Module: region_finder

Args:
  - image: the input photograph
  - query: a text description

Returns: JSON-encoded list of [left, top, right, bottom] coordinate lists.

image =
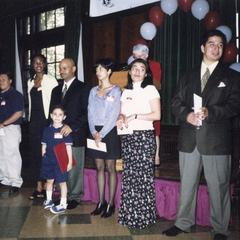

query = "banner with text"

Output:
[[90, 0, 159, 17]]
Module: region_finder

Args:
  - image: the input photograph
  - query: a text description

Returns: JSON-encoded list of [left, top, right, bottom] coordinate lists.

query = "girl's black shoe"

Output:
[[101, 204, 115, 218], [91, 200, 107, 215]]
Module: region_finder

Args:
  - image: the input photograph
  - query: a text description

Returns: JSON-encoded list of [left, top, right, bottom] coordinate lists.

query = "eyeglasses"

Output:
[[206, 41, 223, 49]]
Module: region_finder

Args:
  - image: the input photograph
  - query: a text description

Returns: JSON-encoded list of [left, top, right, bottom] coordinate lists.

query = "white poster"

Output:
[[90, 0, 159, 17]]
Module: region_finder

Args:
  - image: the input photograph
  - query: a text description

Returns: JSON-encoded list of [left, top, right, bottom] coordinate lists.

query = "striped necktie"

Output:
[[201, 68, 210, 92], [62, 84, 67, 100]]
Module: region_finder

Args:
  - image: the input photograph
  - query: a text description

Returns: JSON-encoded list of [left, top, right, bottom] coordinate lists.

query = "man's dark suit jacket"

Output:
[[172, 62, 240, 155], [50, 78, 89, 147]]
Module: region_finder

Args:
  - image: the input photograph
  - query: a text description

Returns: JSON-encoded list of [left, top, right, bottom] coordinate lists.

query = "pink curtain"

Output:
[[82, 168, 213, 226]]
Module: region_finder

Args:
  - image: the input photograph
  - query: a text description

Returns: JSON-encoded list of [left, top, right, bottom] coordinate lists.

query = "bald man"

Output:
[[50, 58, 89, 209]]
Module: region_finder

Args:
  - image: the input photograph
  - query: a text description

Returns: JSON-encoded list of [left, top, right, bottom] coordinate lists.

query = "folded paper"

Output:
[[87, 138, 107, 152]]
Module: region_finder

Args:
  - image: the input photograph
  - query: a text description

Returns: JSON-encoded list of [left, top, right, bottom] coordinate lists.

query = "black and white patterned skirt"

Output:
[[118, 130, 156, 229]]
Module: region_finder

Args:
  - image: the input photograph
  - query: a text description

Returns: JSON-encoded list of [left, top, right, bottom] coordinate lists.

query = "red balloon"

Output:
[[223, 43, 238, 63], [132, 38, 147, 46], [148, 6, 165, 27], [204, 11, 221, 30], [178, 0, 193, 12]]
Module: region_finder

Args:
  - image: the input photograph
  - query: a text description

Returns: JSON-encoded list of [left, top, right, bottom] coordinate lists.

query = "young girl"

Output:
[[41, 105, 73, 214]]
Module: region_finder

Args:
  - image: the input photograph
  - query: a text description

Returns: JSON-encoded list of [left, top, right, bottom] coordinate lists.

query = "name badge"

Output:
[[126, 97, 132, 100], [106, 95, 115, 102], [54, 133, 63, 139], [1, 101, 6, 106]]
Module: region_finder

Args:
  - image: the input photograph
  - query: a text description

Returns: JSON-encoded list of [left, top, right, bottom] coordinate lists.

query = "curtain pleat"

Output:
[[154, 10, 204, 125], [64, 0, 82, 63], [153, 0, 237, 125]]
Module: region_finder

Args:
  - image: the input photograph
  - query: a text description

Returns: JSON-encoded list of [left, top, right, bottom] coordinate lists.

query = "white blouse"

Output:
[[121, 84, 160, 131]]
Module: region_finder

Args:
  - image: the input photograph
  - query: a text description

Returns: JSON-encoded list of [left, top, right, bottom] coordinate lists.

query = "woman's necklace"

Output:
[[34, 77, 42, 88], [98, 84, 113, 97]]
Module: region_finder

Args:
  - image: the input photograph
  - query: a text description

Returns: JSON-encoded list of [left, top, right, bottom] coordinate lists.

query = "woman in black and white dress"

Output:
[[117, 58, 160, 229]]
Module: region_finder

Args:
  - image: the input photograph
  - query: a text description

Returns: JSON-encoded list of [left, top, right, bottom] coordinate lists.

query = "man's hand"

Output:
[[186, 112, 201, 126], [60, 124, 72, 136], [199, 107, 208, 120]]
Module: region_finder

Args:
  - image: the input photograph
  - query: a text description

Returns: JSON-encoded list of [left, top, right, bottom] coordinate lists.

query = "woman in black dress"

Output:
[[27, 54, 58, 199]]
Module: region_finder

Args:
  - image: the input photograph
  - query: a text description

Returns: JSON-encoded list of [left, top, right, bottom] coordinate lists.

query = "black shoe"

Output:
[[0, 183, 8, 189], [9, 186, 20, 195], [91, 200, 107, 215], [162, 226, 187, 236], [101, 204, 115, 218], [29, 190, 45, 200], [214, 234, 227, 240], [67, 200, 79, 209]]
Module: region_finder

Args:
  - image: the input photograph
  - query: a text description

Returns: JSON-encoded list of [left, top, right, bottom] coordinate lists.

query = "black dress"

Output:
[[29, 87, 48, 181]]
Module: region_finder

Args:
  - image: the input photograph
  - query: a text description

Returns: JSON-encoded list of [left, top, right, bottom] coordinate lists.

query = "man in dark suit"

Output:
[[50, 58, 89, 209], [162, 30, 240, 240]]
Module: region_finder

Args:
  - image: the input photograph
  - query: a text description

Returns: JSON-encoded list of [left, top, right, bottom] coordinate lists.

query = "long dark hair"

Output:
[[125, 58, 153, 89]]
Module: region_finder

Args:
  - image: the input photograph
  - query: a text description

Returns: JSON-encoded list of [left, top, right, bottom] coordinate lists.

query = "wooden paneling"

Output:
[[84, 10, 148, 86], [92, 19, 116, 62], [120, 13, 146, 62]]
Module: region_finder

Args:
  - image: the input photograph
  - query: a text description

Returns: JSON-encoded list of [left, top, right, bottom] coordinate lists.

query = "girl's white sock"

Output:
[[60, 197, 67, 207], [46, 190, 52, 201]]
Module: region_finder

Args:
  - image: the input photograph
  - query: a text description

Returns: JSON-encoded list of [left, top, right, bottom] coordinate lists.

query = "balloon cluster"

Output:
[[137, 0, 239, 67]]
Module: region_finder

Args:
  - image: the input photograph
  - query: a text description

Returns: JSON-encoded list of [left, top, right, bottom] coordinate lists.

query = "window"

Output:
[[20, 6, 65, 80], [41, 45, 65, 79], [40, 7, 65, 32]]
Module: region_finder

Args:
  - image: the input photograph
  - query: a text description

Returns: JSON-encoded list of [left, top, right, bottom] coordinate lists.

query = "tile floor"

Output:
[[0, 184, 239, 240]]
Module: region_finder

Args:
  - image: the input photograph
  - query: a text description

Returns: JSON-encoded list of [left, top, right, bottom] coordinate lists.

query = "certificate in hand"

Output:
[[54, 142, 76, 173], [87, 138, 107, 152], [117, 125, 133, 135], [193, 93, 202, 126]]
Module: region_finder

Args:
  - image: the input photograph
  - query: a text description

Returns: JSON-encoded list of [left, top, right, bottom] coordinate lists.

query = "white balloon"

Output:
[[216, 25, 232, 43], [229, 62, 240, 72], [160, 0, 178, 16], [191, 0, 209, 20], [140, 22, 157, 40]]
